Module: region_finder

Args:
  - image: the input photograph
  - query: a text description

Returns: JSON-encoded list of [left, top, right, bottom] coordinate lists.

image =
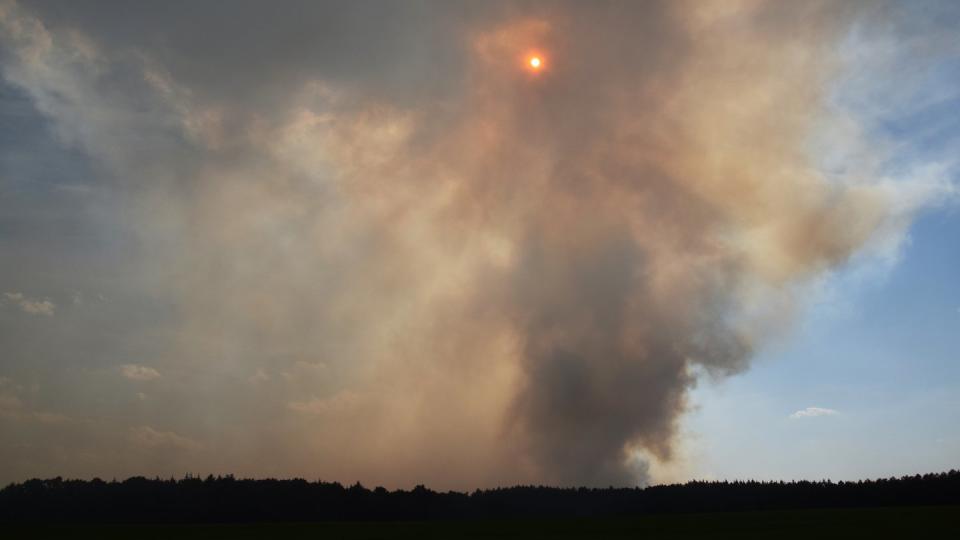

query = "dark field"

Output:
[[12, 506, 960, 539]]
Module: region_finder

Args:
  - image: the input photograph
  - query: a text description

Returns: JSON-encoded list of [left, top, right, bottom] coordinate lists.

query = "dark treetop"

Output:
[[2, 470, 958, 523]]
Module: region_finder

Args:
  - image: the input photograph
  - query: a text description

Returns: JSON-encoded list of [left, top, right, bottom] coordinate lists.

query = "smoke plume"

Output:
[[0, 0, 944, 487]]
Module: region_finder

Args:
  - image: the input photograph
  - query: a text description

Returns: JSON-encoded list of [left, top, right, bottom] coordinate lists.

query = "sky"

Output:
[[0, 0, 958, 489]]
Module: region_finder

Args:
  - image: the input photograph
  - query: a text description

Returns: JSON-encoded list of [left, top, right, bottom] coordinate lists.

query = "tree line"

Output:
[[1, 470, 958, 523]]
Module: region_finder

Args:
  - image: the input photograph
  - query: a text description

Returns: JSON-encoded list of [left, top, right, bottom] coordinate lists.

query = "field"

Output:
[[12, 505, 959, 539]]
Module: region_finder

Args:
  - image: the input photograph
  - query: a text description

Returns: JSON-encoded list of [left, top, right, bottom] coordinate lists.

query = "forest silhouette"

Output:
[[2, 470, 958, 523]]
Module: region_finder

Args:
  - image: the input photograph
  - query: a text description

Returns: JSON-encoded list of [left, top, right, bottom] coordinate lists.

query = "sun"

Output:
[[524, 51, 546, 73]]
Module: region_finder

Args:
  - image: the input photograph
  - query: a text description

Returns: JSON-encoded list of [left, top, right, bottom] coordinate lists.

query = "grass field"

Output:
[[10, 505, 959, 538]]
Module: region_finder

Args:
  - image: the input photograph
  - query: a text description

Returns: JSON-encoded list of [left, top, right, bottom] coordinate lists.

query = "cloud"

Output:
[[0, 393, 24, 414], [0, 377, 72, 424], [248, 368, 269, 384], [119, 364, 161, 381], [128, 426, 202, 452], [3, 292, 55, 316], [288, 390, 362, 416], [790, 407, 839, 419]]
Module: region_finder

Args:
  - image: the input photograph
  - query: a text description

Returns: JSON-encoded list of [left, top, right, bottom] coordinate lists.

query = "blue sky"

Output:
[[688, 205, 960, 481]]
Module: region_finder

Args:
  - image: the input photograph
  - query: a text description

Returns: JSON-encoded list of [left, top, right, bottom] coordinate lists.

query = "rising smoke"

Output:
[[0, 0, 940, 487]]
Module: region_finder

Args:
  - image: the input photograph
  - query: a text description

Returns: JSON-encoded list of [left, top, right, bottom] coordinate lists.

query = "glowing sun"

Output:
[[529, 56, 542, 69]]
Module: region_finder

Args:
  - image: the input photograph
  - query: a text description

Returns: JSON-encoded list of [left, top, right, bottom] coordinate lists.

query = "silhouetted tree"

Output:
[[1, 470, 957, 523]]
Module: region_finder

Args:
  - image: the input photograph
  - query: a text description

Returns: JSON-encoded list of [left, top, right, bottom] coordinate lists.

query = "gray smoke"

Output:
[[0, 0, 945, 488]]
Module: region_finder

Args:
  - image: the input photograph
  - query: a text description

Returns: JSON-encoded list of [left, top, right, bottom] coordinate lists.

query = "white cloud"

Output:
[[3, 292, 55, 316], [119, 364, 161, 381], [790, 406, 839, 419]]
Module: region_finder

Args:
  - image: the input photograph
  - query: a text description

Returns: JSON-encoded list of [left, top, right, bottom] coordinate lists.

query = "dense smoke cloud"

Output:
[[0, 0, 951, 487]]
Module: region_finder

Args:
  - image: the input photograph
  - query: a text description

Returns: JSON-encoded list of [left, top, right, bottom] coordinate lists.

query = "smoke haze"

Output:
[[0, 0, 954, 488]]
